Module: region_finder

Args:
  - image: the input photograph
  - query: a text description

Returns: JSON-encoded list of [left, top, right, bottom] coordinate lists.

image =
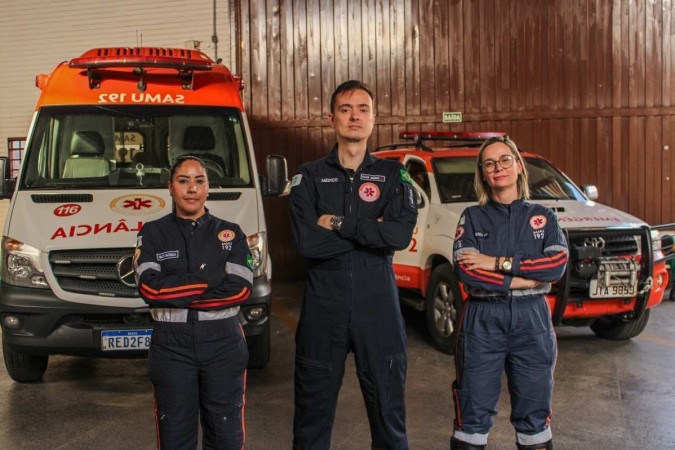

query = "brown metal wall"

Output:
[[236, 0, 675, 279]]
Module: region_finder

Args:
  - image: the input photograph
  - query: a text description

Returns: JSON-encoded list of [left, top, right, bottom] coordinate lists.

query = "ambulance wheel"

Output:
[[426, 264, 463, 355], [247, 326, 270, 369], [2, 339, 48, 383], [590, 308, 650, 340]]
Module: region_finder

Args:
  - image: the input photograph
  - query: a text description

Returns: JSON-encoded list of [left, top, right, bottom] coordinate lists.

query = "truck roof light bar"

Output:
[[69, 47, 213, 90]]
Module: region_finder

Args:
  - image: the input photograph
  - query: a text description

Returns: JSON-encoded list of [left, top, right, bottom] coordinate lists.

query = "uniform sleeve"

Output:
[[452, 208, 512, 293], [135, 224, 212, 308], [189, 225, 253, 309], [511, 208, 568, 282], [337, 166, 418, 250], [289, 167, 357, 259]]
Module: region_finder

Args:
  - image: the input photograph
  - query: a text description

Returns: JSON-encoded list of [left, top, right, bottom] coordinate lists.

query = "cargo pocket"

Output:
[[384, 351, 407, 409], [295, 355, 333, 410]]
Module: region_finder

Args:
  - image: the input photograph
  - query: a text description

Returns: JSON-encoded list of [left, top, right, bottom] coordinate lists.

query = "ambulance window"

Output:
[[406, 159, 431, 199]]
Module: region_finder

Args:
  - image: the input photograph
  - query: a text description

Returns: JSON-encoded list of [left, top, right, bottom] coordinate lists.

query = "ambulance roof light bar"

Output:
[[69, 47, 214, 90]]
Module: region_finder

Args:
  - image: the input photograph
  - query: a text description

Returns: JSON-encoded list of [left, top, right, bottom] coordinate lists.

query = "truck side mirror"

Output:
[[583, 185, 598, 201], [264, 155, 290, 197]]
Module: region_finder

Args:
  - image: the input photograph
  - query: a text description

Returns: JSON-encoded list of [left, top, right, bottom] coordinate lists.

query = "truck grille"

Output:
[[567, 234, 640, 257], [49, 248, 138, 298]]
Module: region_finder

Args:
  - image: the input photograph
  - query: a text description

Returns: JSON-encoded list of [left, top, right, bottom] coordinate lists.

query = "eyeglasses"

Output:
[[480, 154, 516, 173]]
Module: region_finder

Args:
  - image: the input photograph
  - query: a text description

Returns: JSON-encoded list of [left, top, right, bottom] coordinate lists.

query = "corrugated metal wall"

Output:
[[238, 0, 675, 279], [0, 0, 234, 157]]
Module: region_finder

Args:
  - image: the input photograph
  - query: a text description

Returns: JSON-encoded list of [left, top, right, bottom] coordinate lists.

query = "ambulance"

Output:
[[375, 131, 673, 354], [0, 47, 288, 382]]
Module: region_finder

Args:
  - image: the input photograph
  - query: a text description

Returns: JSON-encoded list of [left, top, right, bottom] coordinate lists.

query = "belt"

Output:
[[151, 306, 240, 323]]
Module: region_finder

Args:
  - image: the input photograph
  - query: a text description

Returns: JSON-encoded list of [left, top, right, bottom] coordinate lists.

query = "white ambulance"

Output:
[[0, 47, 288, 382]]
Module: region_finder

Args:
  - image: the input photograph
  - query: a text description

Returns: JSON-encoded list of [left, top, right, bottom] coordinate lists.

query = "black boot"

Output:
[[451, 436, 487, 450], [516, 439, 552, 450]]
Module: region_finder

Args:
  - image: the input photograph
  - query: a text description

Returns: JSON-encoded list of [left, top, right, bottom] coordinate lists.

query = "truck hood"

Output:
[[5, 189, 261, 252], [534, 199, 647, 229], [430, 199, 647, 241]]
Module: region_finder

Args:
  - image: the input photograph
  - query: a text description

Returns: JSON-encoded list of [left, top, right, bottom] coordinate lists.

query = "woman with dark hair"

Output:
[[450, 137, 568, 450], [135, 155, 253, 449]]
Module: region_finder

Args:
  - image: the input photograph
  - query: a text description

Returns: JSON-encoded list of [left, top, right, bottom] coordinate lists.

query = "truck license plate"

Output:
[[589, 279, 637, 299], [101, 329, 152, 351]]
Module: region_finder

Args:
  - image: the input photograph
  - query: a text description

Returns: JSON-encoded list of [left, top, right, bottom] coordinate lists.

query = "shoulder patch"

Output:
[[157, 250, 179, 261], [291, 174, 303, 188], [400, 168, 413, 185], [246, 254, 254, 270]]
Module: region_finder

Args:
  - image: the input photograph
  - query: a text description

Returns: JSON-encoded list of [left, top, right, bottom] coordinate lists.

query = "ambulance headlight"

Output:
[[246, 231, 268, 278], [1, 237, 49, 289]]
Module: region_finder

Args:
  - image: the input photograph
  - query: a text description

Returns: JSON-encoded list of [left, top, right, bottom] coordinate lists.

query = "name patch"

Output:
[[157, 250, 179, 261], [320, 177, 340, 183], [360, 173, 386, 182]]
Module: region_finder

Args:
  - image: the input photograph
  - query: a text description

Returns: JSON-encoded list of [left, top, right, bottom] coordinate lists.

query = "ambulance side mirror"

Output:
[[0, 157, 14, 199], [263, 155, 290, 197]]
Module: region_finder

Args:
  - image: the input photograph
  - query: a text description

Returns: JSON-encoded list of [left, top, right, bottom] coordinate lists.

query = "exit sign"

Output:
[[443, 112, 462, 123]]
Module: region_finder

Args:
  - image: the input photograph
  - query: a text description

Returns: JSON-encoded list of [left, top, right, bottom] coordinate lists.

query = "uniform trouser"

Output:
[[293, 266, 409, 450], [452, 295, 557, 447], [148, 314, 248, 450]]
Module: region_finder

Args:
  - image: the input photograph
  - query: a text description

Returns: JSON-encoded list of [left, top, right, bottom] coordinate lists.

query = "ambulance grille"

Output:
[[32, 194, 93, 203], [49, 248, 138, 298]]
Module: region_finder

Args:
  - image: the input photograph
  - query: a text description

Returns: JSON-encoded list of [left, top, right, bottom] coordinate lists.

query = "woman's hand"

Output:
[[456, 250, 496, 271]]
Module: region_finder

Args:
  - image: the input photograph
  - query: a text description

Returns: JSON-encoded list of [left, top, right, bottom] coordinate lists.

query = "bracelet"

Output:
[[494, 257, 500, 272]]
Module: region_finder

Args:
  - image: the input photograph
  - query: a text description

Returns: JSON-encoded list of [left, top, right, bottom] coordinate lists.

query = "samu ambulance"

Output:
[[0, 47, 288, 382]]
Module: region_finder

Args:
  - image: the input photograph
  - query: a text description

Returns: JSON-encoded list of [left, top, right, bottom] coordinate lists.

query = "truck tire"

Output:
[[590, 308, 651, 340], [425, 264, 463, 355], [247, 325, 270, 369], [2, 338, 48, 382]]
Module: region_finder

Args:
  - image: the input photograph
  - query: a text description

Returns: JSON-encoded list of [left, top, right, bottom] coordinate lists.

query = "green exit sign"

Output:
[[443, 112, 462, 123]]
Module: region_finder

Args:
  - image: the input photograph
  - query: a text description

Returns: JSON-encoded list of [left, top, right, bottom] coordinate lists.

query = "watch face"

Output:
[[502, 260, 512, 271]]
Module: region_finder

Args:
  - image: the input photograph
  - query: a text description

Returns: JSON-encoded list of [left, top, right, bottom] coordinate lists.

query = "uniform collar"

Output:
[[173, 208, 211, 227], [326, 145, 376, 171], [488, 198, 526, 211]]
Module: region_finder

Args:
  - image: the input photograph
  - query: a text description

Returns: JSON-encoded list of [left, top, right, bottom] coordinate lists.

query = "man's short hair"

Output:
[[330, 80, 374, 113]]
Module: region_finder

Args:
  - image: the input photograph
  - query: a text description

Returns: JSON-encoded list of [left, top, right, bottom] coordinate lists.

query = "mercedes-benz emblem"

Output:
[[116, 254, 137, 288]]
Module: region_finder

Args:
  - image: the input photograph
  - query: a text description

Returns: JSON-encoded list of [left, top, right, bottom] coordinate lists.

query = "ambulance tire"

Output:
[[590, 308, 651, 340], [2, 339, 48, 383], [247, 325, 270, 369], [426, 264, 463, 355]]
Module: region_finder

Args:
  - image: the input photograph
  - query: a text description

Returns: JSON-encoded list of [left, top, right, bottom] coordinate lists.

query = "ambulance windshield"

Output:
[[20, 105, 254, 189]]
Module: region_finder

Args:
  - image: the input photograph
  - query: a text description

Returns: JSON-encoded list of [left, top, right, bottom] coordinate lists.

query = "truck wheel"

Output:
[[425, 264, 463, 354], [2, 339, 48, 382], [590, 308, 651, 340], [247, 325, 270, 369]]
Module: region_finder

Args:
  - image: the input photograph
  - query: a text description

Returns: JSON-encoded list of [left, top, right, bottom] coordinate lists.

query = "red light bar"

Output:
[[69, 47, 213, 71], [399, 131, 506, 140]]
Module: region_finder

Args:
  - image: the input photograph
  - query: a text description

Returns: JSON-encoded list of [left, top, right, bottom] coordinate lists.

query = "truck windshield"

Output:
[[20, 105, 254, 189], [432, 156, 587, 203]]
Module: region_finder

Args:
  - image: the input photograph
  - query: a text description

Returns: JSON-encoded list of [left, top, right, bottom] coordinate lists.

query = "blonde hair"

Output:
[[474, 136, 530, 206]]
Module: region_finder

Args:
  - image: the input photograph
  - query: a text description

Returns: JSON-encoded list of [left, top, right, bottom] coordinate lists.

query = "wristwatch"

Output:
[[330, 215, 344, 231], [501, 257, 513, 273]]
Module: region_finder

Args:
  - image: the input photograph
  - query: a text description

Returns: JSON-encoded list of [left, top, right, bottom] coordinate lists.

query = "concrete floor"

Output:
[[0, 281, 674, 449]]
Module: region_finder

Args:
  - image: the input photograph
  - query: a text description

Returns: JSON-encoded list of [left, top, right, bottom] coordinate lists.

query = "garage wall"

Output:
[[0, 0, 235, 157], [238, 0, 675, 279]]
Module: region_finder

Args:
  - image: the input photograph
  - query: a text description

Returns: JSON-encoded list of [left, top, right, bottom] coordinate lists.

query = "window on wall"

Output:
[[7, 138, 26, 178]]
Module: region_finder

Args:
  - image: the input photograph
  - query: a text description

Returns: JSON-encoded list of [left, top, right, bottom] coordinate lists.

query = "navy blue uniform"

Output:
[[135, 210, 253, 449], [290, 148, 417, 450], [452, 200, 568, 448]]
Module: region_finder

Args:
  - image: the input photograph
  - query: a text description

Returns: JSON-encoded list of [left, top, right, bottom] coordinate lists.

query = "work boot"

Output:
[[516, 439, 553, 450], [451, 436, 487, 450]]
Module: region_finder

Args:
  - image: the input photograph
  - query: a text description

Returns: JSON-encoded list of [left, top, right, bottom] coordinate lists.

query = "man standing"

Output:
[[289, 80, 418, 450]]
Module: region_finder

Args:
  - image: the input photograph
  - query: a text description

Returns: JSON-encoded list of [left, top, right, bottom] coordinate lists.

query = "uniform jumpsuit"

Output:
[[135, 210, 253, 449], [289, 148, 418, 450], [452, 199, 568, 448]]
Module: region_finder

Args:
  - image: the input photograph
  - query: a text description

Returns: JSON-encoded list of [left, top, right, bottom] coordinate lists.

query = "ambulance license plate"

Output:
[[101, 329, 152, 351], [589, 279, 637, 298]]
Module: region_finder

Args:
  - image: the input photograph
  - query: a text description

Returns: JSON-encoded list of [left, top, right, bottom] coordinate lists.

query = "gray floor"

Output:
[[0, 281, 674, 449]]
